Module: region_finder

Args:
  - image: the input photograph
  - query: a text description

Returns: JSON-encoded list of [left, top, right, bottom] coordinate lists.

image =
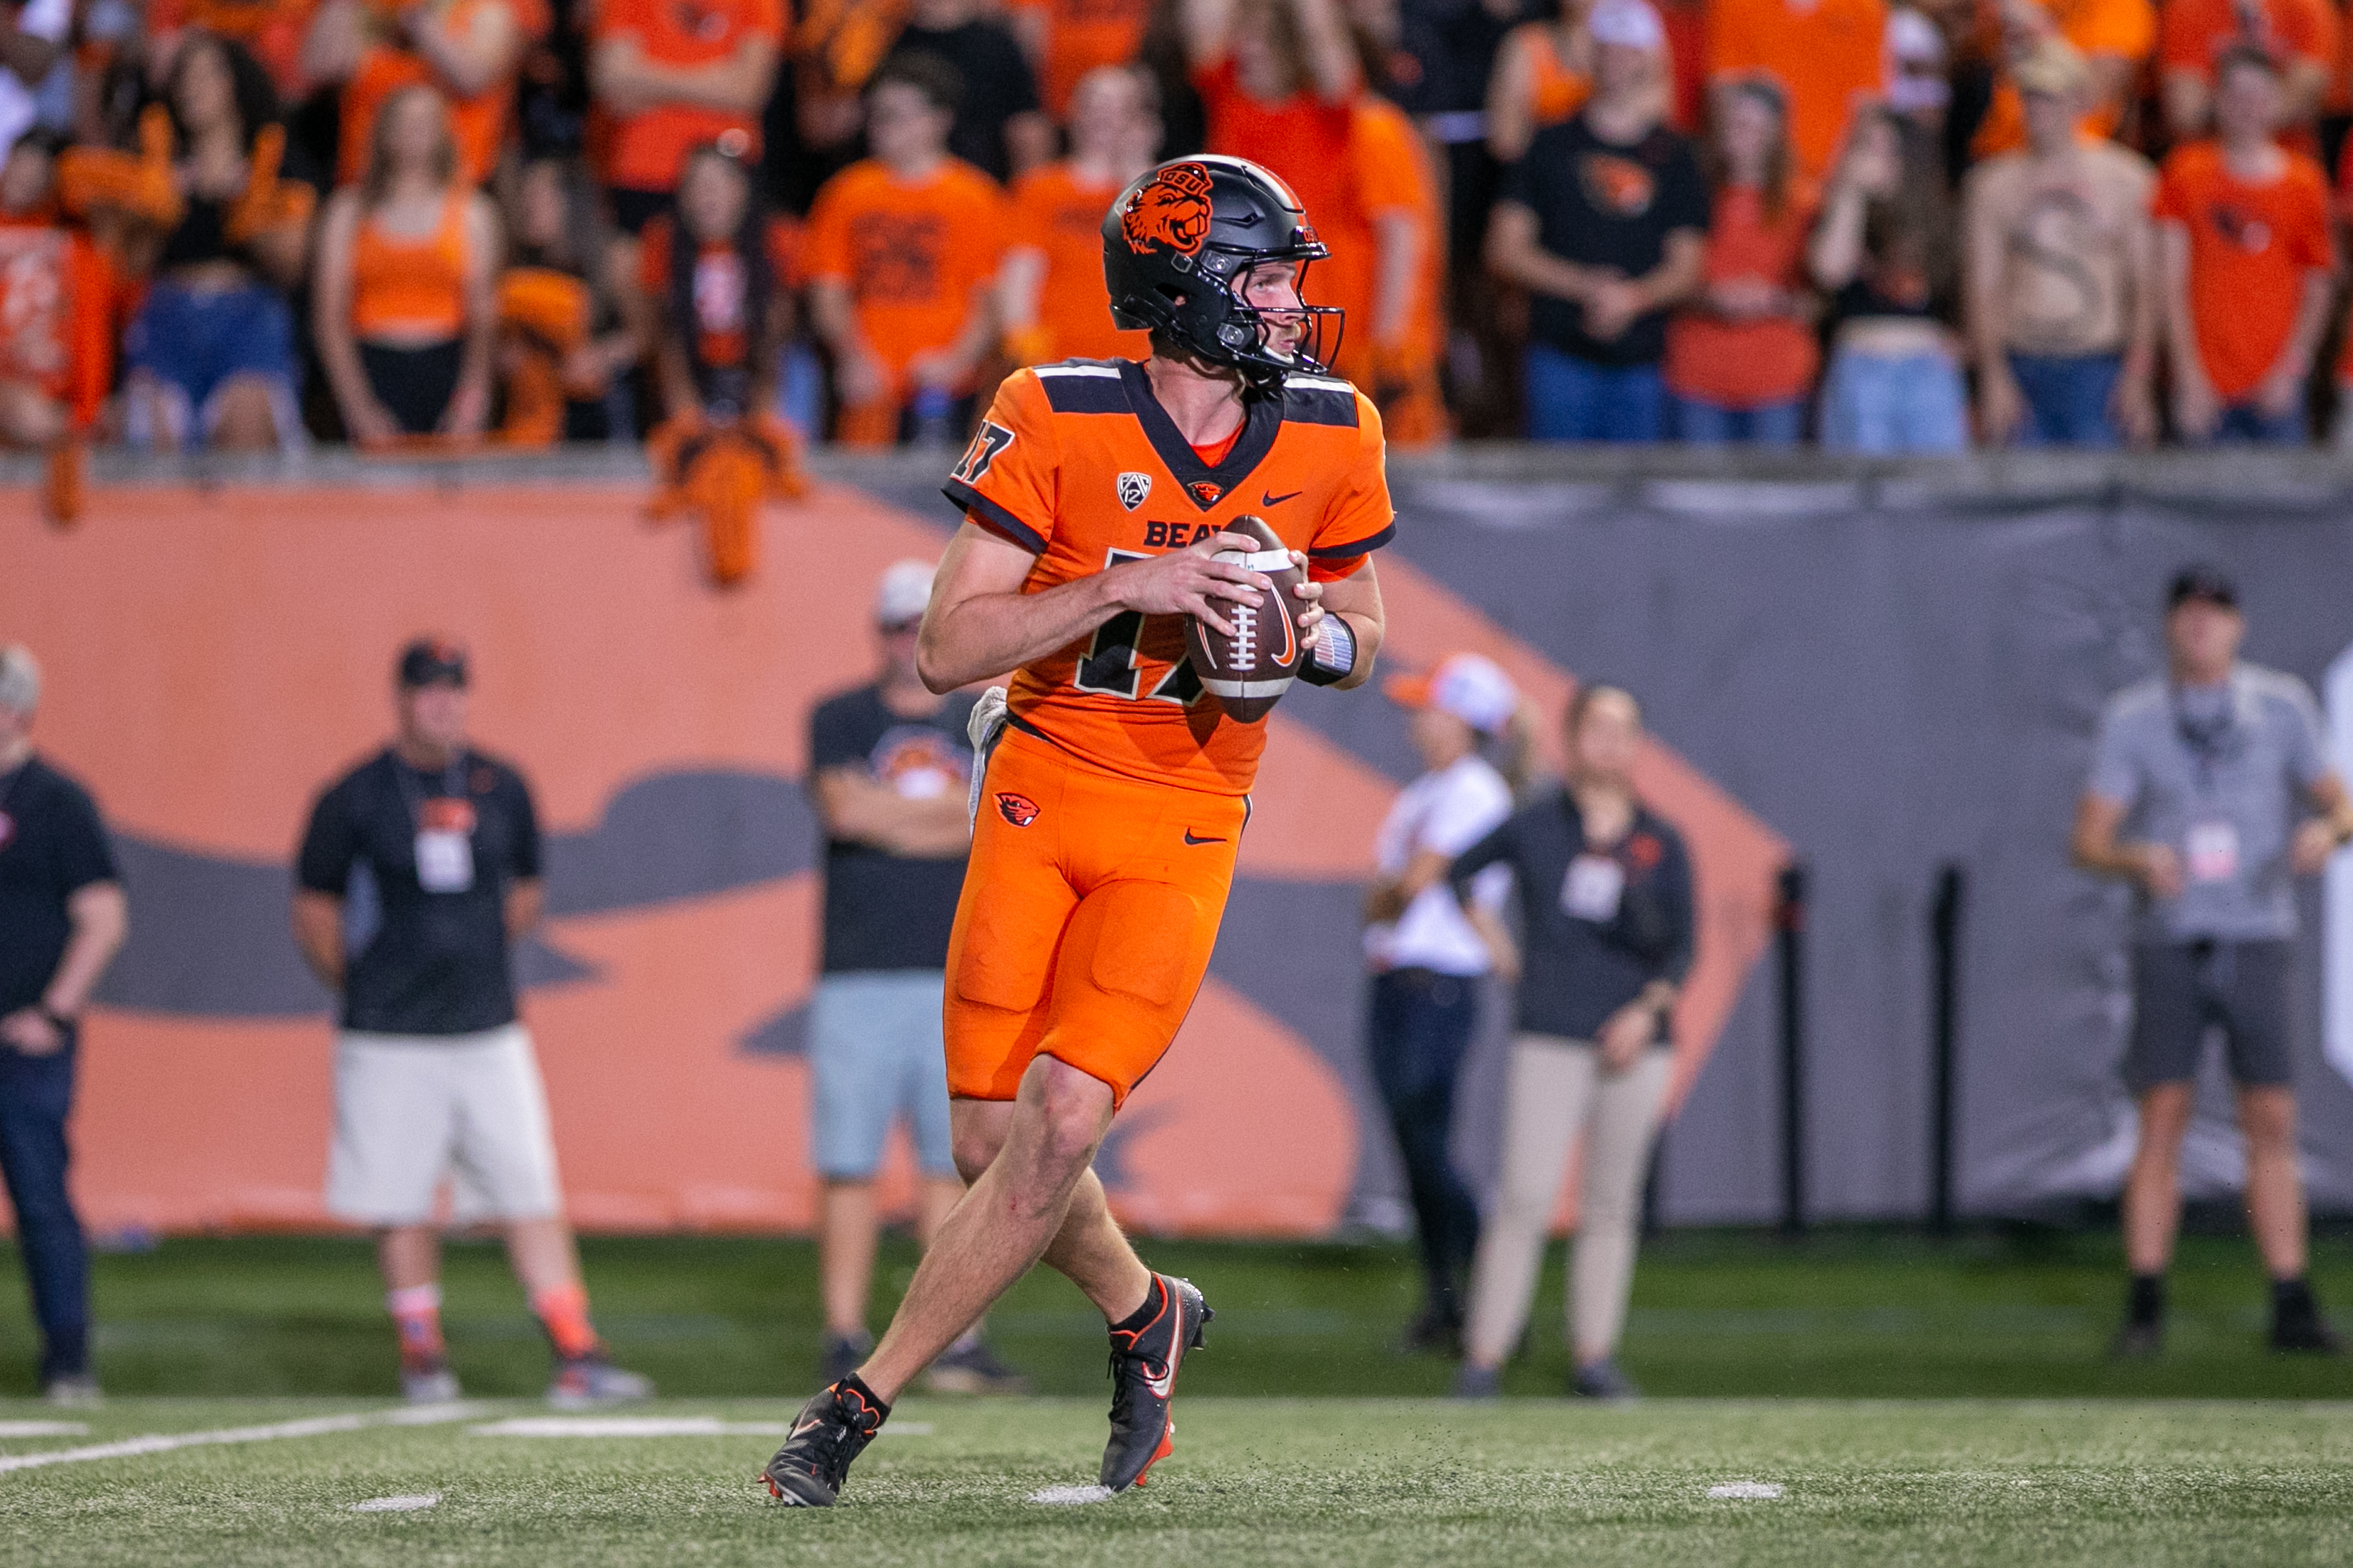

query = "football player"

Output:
[[762, 155, 1394, 1505]]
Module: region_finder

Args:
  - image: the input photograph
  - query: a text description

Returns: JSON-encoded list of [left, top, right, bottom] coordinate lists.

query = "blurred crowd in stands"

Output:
[[13, 0, 2353, 470]]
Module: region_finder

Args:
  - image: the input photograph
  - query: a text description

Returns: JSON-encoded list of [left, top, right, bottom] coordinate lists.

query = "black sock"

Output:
[[2273, 1276, 2316, 1320], [2127, 1273, 2165, 1327], [836, 1371, 890, 1421], [1111, 1276, 1164, 1335]]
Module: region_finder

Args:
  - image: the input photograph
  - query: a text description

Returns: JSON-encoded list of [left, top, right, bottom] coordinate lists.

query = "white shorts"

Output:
[[325, 1023, 564, 1227]]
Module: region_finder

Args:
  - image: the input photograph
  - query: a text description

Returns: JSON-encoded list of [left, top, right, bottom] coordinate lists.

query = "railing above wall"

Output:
[[17, 441, 2353, 515]]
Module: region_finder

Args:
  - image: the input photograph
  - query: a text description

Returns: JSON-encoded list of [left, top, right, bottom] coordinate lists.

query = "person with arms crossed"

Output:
[[760, 153, 1393, 1506], [0, 646, 127, 1405], [2073, 567, 2353, 1358], [1361, 653, 1522, 1352], [1450, 684, 1692, 1401], [807, 559, 1025, 1395], [292, 640, 653, 1405]]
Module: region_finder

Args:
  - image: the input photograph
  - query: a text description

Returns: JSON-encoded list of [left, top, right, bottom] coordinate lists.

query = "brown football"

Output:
[[1184, 514, 1308, 724]]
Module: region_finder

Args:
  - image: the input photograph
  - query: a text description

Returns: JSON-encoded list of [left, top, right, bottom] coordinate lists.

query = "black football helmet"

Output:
[[1101, 155, 1341, 388]]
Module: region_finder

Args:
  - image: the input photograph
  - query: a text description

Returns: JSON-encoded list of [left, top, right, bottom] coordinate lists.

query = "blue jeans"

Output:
[[124, 280, 297, 416], [1819, 345, 1969, 454], [2007, 352, 2122, 448], [1367, 968, 1482, 1319], [2204, 403, 2307, 444], [0, 1031, 88, 1382], [1524, 345, 1666, 442], [1671, 394, 1806, 445]]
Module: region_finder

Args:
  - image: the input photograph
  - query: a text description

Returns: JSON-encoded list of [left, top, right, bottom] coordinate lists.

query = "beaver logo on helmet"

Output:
[[1121, 162, 1215, 259]]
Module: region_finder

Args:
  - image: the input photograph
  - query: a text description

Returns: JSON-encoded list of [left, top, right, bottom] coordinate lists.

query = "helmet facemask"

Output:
[[1200, 253, 1344, 388]]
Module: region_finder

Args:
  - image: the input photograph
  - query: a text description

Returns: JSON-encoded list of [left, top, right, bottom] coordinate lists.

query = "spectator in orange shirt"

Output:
[[591, 0, 784, 234], [1182, 0, 1361, 233], [314, 85, 500, 442], [1010, 0, 1156, 120], [1704, 0, 1886, 179], [999, 64, 1159, 367], [1335, 90, 1448, 444], [0, 134, 117, 522], [1967, 0, 2156, 159], [803, 55, 1009, 446], [1663, 74, 1818, 442], [2156, 45, 2334, 443], [2159, 0, 2336, 140], [301, 0, 543, 188]]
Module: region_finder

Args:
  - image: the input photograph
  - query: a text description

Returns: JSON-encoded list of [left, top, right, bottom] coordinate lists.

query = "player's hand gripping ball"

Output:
[[1184, 515, 1309, 724]]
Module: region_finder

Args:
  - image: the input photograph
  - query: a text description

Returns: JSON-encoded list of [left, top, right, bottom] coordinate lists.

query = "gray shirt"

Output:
[[2087, 664, 2330, 942]]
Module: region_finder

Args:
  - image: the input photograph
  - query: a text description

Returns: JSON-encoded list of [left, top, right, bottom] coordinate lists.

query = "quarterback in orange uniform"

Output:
[[763, 155, 1393, 1507]]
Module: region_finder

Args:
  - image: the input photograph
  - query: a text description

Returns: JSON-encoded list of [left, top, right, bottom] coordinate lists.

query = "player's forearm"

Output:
[[919, 572, 1121, 694]]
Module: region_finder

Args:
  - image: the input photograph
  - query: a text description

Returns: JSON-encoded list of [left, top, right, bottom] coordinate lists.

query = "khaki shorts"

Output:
[[325, 1023, 564, 1226]]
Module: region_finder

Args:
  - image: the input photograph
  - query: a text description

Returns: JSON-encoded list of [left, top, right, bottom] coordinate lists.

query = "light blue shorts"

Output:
[[808, 971, 957, 1180]]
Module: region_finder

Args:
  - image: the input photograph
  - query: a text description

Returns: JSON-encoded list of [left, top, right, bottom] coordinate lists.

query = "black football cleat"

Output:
[[762, 1378, 887, 1507], [1099, 1274, 1212, 1493]]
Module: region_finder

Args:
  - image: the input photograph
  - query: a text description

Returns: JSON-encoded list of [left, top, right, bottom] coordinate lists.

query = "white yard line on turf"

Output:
[[1707, 1482, 1784, 1500], [0, 1422, 88, 1438], [350, 1493, 442, 1512], [0, 1403, 483, 1474]]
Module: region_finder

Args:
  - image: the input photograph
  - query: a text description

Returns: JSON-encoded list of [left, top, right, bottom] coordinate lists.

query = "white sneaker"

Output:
[[547, 1356, 653, 1408], [43, 1373, 102, 1408], [401, 1363, 463, 1404]]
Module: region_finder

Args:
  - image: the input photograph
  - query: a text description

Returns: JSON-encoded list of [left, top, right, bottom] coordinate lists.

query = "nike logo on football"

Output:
[[1182, 829, 1226, 845], [1261, 490, 1303, 507]]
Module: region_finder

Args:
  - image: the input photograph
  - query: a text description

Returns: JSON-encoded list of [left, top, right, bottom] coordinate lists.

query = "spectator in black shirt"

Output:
[[292, 638, 651, 1409], [0, 646, 126, 1405], [805, 561, 1023, 1394], [1484, 0, 1704, 442], [885, 0, 1053, 181], [1448, 684, 1692, 1403]]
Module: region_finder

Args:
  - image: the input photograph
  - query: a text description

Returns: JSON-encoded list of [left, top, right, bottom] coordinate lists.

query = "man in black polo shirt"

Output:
[[1484, 0, 1706, 442], [293, 638, 650, 1407], [0, 645, 126, 1405], [805, 560, 1021, 1393]]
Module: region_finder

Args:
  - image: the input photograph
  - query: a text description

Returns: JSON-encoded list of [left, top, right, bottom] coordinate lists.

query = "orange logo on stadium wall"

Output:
[[1122, 163, 1215, 259], [996, 792, 1041, 827]]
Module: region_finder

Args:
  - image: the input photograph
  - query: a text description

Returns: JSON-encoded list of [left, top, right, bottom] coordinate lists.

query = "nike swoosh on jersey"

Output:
[[1261, 490, 1304, 507], [1182, 829, 1226, 845]]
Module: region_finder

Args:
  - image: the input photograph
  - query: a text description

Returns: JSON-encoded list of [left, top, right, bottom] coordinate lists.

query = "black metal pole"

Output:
[[1776, 862, 1807, 1238], [1929, 864, 1964, 1237]]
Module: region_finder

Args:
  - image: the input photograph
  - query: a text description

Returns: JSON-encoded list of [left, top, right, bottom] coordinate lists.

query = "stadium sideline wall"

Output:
[[9, 449, 2353, 1233]]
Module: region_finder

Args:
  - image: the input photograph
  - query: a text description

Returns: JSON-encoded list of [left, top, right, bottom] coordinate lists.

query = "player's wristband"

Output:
[[1300, 614, 1357, 687]]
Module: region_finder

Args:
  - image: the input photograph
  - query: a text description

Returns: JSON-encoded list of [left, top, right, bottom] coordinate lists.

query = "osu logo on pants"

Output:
[[996, 792, 1040, 827]]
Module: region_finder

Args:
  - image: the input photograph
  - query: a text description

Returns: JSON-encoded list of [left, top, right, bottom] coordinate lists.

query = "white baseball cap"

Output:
[[874, 559, 938, 628], [1384, 653, 1519, 736], [1587, 0, 1665, 53]]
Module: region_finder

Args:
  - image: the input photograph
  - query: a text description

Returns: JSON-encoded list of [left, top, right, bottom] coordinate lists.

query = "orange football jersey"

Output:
[[944, 358, 1394, 797]]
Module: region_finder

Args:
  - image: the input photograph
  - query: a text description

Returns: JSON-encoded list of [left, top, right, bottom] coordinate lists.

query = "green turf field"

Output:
[[6, 1227, 2350, 1401], [2, 1231, 2350, 1563], [1, 1395, 2348, 1565]]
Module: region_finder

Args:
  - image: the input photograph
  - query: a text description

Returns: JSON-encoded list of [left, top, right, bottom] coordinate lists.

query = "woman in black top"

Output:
[[113, 34, 311, 451], [1447, 684, 1693, 1401]]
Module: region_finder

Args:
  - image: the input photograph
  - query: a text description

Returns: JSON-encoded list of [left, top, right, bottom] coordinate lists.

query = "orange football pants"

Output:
[[944, 726, 1247, 1107]]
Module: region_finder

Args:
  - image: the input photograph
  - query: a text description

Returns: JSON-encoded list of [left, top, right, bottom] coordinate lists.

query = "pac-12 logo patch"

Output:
[[1117, 472, 1152, 510], [996, 792, 1041, 827]]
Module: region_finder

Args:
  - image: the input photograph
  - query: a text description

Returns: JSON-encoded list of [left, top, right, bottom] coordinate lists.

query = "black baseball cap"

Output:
[[396, 637, 469, 688], [2167, 565, 2238, 612]]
